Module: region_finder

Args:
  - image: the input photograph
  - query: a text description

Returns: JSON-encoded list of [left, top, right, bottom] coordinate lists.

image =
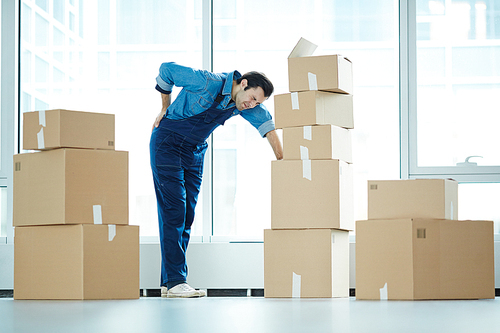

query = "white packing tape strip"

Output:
[[93, 205, 103, 224], [37, 128, 45, 149], [291, 92, 300, 110], [108, 225, 116, 242], [292, 272, 301, 298], [300, 146, 309, 160], [303, 126, 312, 140], [302, 160, 312, 181], [39, 110, 46, 127], [308, 72, 318, 91], [380, 283, 388, 300]]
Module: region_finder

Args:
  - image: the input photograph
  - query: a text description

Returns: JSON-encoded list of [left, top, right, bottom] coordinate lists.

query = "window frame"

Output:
[[6, 0, 499, 244], [1, 0, 18, 244], [401, 0, 500, 183]]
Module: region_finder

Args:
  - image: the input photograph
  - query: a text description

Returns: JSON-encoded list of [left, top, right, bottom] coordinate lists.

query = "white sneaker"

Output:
[[161, 283, 207, 298]]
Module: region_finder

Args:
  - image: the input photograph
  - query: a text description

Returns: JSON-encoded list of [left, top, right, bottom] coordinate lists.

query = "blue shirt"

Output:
[[155, 62, 275, 137]]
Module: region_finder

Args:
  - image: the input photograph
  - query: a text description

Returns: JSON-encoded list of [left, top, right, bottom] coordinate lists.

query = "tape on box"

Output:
[[308, 72, 318, 91], [93, 205, 103, 224], [291, 92, 300, 110], [302, 160, 312, 181], [303, 126, 312, 140], [108, 225, 116, 241], [300, 146, 309, 160], [380, 283, 388, 300], [39, 110, 46, 127], [37, 128, 45, 149], [37, 111, 46, 149], [292, 272, 301, 298]]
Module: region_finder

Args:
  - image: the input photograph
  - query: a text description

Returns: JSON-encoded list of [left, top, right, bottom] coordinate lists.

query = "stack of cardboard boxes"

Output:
[[13, 109, 139, 300], [356, 179, 495, 300], [264, 38, 354, 298]]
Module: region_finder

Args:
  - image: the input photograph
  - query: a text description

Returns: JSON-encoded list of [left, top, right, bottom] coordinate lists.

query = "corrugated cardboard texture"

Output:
[[355, 219, 415, 300], [14, 225, 84, 299], [274, 91, 353, 129], [271, 160, 354, 230], [356, 219, 495, 300], [367, 179, 458, 220], [264, 229, 349, 298], [13, 149, 128, 226], [288, 55, 353, 94], [23, 109, 115, 150], [14, 224, 140, 300], [283, 125, 352, 163]]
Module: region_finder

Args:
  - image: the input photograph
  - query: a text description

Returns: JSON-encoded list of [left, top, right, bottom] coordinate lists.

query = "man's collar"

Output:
[[222, 70, 241, 96]]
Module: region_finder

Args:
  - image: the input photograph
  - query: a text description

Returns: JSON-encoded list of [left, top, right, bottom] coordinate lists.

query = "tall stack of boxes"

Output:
[[264, 38, 354, 298], [13, 109, 139, 300], [356, 179, 495, 300]]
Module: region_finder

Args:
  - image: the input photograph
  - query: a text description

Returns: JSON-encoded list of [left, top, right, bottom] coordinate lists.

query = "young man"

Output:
[[150, 62, 283, 298]]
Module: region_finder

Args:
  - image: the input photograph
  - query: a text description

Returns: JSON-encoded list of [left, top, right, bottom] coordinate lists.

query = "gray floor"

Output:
[[1, 296, 499, 333]]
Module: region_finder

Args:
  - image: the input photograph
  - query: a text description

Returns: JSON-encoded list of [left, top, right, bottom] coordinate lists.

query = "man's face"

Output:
[[234, 80, 266, 111]]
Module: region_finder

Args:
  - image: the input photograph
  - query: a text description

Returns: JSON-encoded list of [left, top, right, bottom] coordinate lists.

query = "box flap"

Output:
[[288, 37, 318, 59]]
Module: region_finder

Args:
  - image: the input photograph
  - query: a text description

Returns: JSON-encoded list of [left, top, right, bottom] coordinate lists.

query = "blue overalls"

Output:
[[150, 94, 234, 288]]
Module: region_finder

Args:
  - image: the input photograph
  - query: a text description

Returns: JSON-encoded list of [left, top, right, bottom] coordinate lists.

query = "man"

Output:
[[150, 62, 283, 298]]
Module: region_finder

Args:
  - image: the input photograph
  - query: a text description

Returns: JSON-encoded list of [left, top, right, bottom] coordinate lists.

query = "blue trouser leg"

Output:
[[155, 165, 188, 285], [182, 159, 204, 250], [150, 126, 205, 287]]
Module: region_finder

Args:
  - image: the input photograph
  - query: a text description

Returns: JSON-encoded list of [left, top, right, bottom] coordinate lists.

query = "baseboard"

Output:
[[141, 288, 265, 297], [2, 288, 499, 299]]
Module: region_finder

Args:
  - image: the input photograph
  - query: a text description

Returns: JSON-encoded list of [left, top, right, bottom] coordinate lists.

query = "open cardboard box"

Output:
[[288, 37, 353, 94]]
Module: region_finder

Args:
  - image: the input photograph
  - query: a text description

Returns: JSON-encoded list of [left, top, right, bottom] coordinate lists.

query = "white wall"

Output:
[[2, 240, 500, 291]]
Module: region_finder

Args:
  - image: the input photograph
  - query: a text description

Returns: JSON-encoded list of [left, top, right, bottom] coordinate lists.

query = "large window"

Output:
[[212, 0, 400, 239], [15, 0, 500, 243], [20, 0, 203, 238], [1, 0, 17, 244], [405, 0, 500, 229], [410, 0, 500, 180]]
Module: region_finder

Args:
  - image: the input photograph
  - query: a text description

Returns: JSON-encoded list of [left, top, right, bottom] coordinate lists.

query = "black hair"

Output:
[[236, 71, 274, 98]]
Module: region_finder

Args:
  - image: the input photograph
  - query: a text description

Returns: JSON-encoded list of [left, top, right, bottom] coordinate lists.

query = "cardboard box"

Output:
[[271, 159, 353, 230], [23, 109, 115, 150], [283, 125, 352, 163], [288, 38, 353, 94], [355, 219, 495, 300], [13, 149, 128, 226], [264, 228, 349, 298], [274, 91, 353, 129], [368, 179, 458, 220], [14, 224, 139, 300]]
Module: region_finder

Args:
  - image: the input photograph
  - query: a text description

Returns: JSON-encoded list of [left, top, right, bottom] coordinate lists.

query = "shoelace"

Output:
[[177, 284, 194, 292]]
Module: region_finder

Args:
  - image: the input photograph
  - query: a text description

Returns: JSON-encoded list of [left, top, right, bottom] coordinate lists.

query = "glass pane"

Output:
[[116, 1, 187, 44], [21, 4, 31, 43], [20, 0, 203, 237], [53, 0, 65, 24], [35, 13, 49, 47], [212, 0, 400, 239], [0, 6, 1, 167], [416, 0, 500, 167], [0, 188, 7, 237], [36, 0, 48, 13], [459, 183, 500, 233]]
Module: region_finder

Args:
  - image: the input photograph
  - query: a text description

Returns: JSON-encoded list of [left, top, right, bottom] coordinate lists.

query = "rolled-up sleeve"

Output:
[[240, 104, 276, 138], [257, 119, 276, 137], [156, 62, 217, 94], [155, 75, 173, 94]]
